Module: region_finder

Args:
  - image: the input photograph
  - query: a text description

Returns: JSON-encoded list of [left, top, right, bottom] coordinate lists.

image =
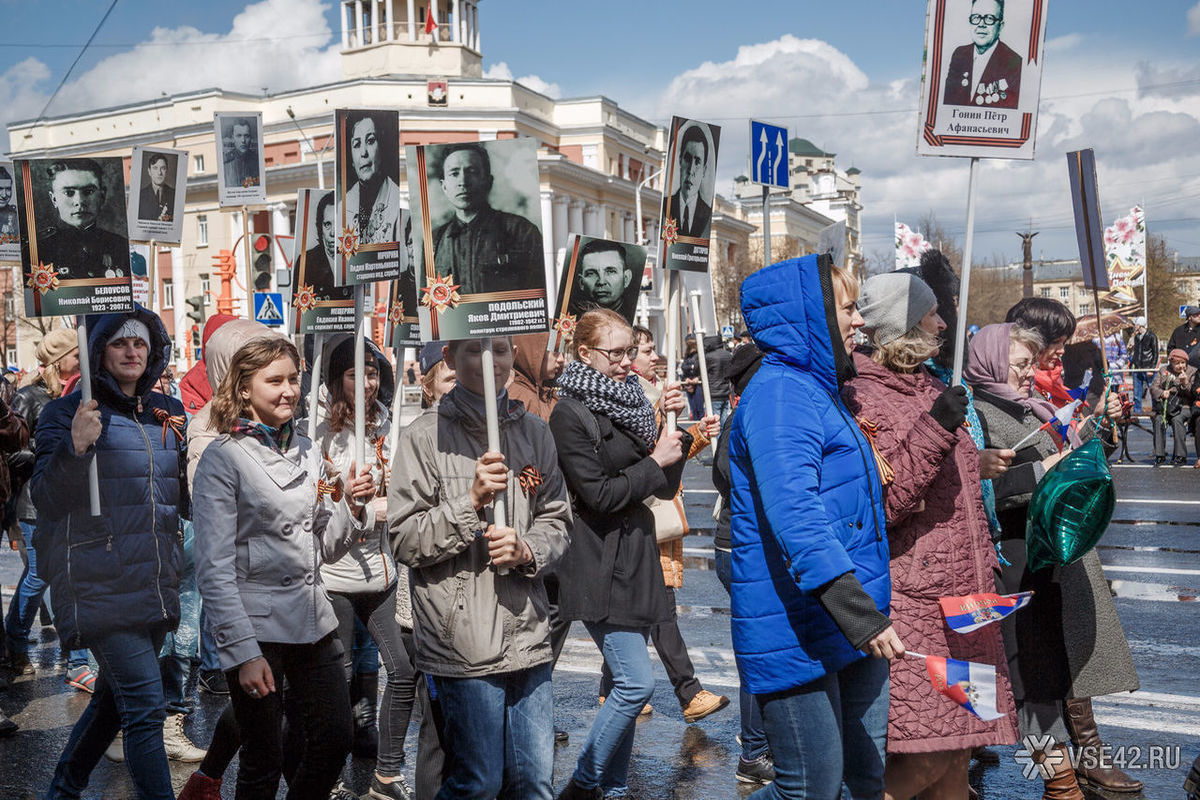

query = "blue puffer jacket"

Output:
[[730, 255, 890, 695], [31, 306, 187, 649]]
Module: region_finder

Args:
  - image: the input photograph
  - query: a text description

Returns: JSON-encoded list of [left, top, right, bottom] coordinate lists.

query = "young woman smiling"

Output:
[[194, 336, 375, 800]]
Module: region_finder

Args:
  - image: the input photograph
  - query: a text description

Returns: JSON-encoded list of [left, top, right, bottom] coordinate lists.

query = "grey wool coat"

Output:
[[193, 432, 367, 671], [973, 388, 1139, 703]]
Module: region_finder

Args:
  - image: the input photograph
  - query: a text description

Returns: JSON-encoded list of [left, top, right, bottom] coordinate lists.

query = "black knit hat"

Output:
[[325, 335, 387, 389], [728, 343, 764, 396]]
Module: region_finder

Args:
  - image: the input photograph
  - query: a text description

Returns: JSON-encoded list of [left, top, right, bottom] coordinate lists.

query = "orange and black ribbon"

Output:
[[856, 418, 895, 486], [518, 465, 544, 497], [317, 478, 344, 503], [152, 407, 186, 447]]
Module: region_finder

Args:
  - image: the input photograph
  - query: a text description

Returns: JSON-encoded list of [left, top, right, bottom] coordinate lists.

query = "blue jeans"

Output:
[[432, 662, 553, 799], [749, 655, 889, 800], [160, 521, 199, 715], [573, 623, 656, 797], [198, 607, 221, 672], [6, 520, 88, 668], [1133, 371, 1150, 414], [713, 398, 732, 428], [714, 549, 769, 761], [46, 627, 172, 800]]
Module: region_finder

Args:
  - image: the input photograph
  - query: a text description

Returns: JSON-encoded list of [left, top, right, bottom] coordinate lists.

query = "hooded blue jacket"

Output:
[[31, 306, 187, 649], [730, 256, 890, 694]]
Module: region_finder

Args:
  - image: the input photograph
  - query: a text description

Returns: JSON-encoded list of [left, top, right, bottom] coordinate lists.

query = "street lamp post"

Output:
[[286, 106, 331, 190]]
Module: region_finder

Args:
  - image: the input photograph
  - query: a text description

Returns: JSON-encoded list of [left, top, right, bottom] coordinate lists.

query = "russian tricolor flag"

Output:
[[924, 655, 1006, 721], [940, 592, 1033, 633]]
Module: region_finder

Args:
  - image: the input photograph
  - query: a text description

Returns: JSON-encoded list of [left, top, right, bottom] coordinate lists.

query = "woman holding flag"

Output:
[[968, 323, 1139, 800], [842, 273, 1016, 800]]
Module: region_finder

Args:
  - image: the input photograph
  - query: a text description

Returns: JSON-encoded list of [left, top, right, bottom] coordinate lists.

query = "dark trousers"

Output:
[[415, 672, 448, 800], [598, 587, 700, 707], [329, 584, 417, 777], [226, 633, 352, 800], [1153, 407, 1192, 458]]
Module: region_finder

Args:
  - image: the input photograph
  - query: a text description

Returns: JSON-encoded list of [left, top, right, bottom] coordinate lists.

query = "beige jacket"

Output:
[[388, 387, 570, 677]]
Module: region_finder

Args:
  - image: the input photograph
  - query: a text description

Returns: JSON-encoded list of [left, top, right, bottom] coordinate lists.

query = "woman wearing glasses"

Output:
[[549, 309, 691, 800]]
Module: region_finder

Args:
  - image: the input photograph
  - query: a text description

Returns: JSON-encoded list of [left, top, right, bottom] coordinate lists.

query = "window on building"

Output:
[[200, 274, 211, 301], [162, 279, 174, 309], [3, 293, 13, 319], [1039, 287, 1051, 298], [5, 348, 15, 367], [197, 215, 209, 247], [1059, 286, 1070, 299], [194, 154, 205, 173], [1079, 286, 1089, 297], [1079, 303, 1091, 316]]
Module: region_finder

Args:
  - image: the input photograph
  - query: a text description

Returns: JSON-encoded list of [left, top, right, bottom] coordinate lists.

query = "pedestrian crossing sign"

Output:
[[254, 292, 284, 326]]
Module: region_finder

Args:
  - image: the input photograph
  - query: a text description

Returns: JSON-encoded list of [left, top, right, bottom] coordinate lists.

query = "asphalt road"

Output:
[[0, 420, 1197, 798]]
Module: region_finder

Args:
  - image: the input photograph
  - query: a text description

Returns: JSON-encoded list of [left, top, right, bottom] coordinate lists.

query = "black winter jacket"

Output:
[[31, 307, 188, 649], [1129, 330, 1159, 370], [10, 384, 53, 520], [548, 396, 689, 628]]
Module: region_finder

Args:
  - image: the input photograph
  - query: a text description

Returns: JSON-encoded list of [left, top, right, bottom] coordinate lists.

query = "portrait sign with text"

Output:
[[659, 116, 721, 271], [384, 210, 421, 348], [15, 158, 133, 316], [917, 0, 1048, 159], [214, 111, 267, 206], [406, 137, 549, 341], [334, 109, 403, 286], [549, 234, 646, 351], [0, 161, 20, 263], [289, 189, 355, 335], [127, 146, 188, 244]]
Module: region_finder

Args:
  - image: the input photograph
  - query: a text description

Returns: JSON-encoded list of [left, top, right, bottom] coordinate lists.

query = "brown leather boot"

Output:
[[1039, 746, 1085, 800], [1064, 697, 1144, 792]]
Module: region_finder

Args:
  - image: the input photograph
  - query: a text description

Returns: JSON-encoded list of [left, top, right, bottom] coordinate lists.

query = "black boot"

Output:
[[1064, 697, 1143, 793], [556, 780, 601, 800], [353, 672, 379, 759]]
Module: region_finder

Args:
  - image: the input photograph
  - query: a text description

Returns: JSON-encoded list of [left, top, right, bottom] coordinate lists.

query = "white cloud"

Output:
[[0, 58, 52, 146], [1189, 2, 1200, 35], [1045, 33, 1082, 52], [4, 0, 341, 150], [483, 62, 562, 98]]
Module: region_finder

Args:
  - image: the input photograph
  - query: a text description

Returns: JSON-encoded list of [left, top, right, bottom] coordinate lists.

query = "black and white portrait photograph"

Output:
[[659, 116, 721, 272], [335, 108, 403, 285], [127, 146, 188, 244], [15, 157, 132, 316], [917, 0, 1047, 159], [555, 234, 646, 325], [406, 136, 549, 340], [0, 161, 19, 263], [385, 211, 420, 348], [214, 111, 267, 206], [290, 188, 354, 335]]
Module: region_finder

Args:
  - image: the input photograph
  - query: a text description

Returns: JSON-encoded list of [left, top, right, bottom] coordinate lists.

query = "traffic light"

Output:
[[185, 295, 206, 326], [253, 234, 273, 291]]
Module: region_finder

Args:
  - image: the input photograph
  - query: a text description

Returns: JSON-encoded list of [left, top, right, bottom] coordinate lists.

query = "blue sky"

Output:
[[2, 0, 1198, 264]]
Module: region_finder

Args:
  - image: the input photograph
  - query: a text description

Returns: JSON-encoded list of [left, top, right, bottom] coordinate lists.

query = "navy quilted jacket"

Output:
[[730, 256, 890, 695], [31, 306, 187, 649]]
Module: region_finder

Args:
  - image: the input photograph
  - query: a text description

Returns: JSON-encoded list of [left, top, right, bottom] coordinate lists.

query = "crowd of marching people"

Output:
[[0, 248, 1149, 800]]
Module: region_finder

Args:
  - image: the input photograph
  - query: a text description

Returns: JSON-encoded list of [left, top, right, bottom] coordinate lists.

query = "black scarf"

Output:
[[557, 361, 657, 447]]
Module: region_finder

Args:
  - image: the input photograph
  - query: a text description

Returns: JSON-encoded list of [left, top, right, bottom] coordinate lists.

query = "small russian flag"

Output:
[[924, 655, 1006, 721], [940, 591, 1033, 633]]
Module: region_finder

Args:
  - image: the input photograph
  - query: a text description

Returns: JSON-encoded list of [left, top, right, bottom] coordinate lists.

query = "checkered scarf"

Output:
[[557, 361, 658, 448]]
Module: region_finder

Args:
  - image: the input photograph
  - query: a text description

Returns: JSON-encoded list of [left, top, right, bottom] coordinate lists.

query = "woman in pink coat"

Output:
[[842, 272, 1017, 800]]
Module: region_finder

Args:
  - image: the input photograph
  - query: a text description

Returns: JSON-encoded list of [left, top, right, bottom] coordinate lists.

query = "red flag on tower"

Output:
[[425, 4, 438, 36]]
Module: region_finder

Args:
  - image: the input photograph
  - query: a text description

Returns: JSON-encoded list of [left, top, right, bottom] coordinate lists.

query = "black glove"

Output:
[[929, 385, 968, 431]]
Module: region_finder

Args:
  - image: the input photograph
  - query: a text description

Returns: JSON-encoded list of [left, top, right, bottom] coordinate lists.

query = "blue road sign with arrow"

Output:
[[750, 120, 789, 189], [254, 292, 285, 327]]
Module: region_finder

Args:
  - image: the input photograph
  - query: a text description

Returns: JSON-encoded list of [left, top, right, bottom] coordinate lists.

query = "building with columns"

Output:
[[5, 0, 752, 370]]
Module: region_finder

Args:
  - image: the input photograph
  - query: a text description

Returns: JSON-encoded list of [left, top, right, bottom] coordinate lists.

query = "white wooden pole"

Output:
[[951, 157, 981, 386], [76, 323, 100, 516]]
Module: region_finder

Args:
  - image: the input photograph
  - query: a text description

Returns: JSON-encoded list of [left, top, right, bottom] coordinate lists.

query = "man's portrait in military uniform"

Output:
[[33, 159, 129, 280], [662, 122, 716, 241], [136, 152, 177, 222], [0, 165, 18, 245], [942, 0, 1022, 109], [564, 237, 643, 324], [222, 117, 261, 188], [426, 141, 544, 296]]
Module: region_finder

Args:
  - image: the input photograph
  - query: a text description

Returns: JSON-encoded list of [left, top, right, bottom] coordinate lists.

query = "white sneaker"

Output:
[[104, 731, 124, 763], [162, 713, 207, 763]]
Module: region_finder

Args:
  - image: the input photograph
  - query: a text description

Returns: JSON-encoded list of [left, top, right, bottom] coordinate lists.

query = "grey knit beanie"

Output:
[[858, 272, 938, 346]]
